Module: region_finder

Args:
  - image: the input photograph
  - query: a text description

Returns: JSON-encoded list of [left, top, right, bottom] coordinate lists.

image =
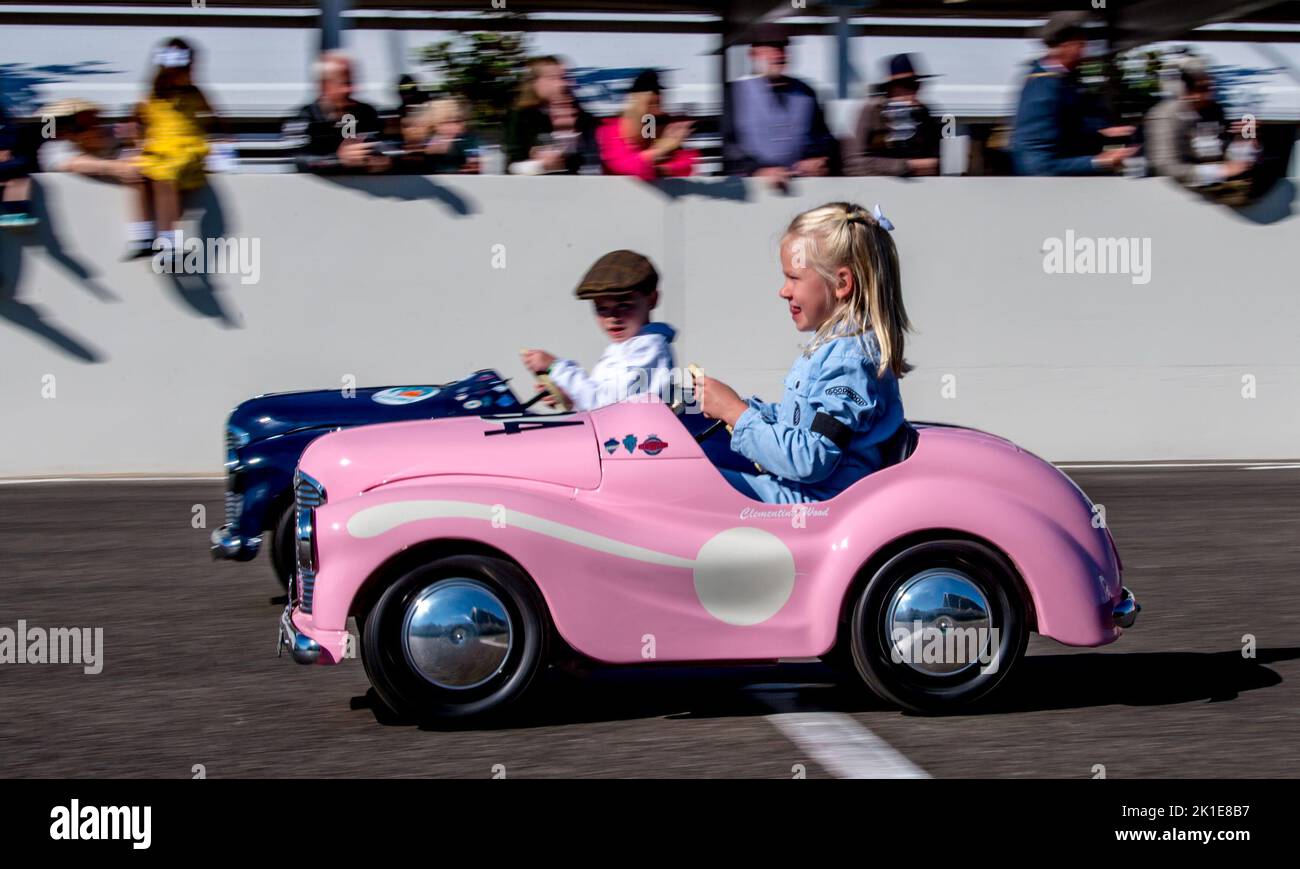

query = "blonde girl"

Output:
[[696, 201, 912, 503]]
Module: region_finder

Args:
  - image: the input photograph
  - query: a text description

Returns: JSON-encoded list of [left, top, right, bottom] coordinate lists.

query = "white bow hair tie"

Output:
[[872, 203, 895, 232]]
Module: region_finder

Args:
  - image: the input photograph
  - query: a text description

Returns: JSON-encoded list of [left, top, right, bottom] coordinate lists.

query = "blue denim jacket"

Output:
[[727, 331, 904, 503]]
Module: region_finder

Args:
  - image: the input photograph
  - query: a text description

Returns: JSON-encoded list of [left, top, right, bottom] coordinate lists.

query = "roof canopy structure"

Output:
[[5, 0, 1300, 120], [4, 1, 1299, 44]]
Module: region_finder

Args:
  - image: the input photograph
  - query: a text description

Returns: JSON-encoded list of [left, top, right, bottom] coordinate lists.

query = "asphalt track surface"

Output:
[[1, 467, 1297, 779]]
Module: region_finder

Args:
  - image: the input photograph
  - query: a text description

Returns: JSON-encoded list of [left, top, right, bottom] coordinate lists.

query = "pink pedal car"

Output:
[[278, 378, 1137, 718]]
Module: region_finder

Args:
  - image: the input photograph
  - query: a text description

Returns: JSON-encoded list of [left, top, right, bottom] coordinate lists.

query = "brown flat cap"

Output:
[[1040, 11, 1093, 47], [575, 250, 659, 300]]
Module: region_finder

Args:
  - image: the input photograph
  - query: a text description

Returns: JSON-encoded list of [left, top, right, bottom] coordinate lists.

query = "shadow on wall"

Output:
[[656, 176, 750, 201], [0, 177, 245, 361], [0, 61, 121, 115], [1233, 178, 1296, 225], [0, 179, 112, 363], [156, 182, 243, 328], [316, 174, 476, 215]]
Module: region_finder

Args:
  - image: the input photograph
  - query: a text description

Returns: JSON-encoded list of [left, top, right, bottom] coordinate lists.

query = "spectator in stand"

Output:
[[504, 56, 600, 175], [285, 51, 390, 175], [597, 69, 697, 180], [395, 74, 426, 121], [39, 100, 135, 180], [38, 99, 155, 250], [130, 37, 218, 257], [846, 54, 941, 177], [1011, 11, 1137, 176], [0, 101, 38, 228], [1146, 56, 1259, 200], [416, 97, 482, 175], [722, 23, 837, 189]]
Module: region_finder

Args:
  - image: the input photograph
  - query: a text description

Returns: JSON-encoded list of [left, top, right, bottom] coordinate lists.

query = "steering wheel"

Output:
[[535, 372, 573, 412], [686, 363, 731, 444]]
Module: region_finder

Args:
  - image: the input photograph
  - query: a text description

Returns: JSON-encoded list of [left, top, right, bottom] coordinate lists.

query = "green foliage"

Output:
[[1081, 48, 1171, 121], [416, 23, 532, 139]]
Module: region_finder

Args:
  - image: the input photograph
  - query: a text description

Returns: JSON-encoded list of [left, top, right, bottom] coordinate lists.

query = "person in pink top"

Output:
[[597, 69, 697, 180]]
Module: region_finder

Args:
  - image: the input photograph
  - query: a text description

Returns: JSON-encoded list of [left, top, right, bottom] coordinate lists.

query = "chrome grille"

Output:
[[295, 471, 326, 509], [224, 425, 248, 519], [224, 491, 243, 527], [294, 470, 326, 615], [300, 569, 317, 613]]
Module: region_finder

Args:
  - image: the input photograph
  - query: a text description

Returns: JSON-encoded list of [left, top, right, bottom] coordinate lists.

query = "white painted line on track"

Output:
[[757, 690, 931, 779]]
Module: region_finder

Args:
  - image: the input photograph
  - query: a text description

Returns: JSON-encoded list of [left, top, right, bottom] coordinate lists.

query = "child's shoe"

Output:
[[0, 211, 37, 229]]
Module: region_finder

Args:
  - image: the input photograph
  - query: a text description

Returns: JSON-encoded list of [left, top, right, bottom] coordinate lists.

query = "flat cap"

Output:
[[1040, 11, 1093, 47], [575, 250, 659, 299]]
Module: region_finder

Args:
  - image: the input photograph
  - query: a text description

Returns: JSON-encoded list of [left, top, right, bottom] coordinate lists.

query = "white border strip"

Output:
[[1057, 462, 1300, 470], [0, 476, 224, 485]]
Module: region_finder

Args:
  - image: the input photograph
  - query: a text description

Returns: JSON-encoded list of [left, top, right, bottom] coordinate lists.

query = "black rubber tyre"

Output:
[[361, 555, 548, 721], [268, 502, 296, 590], [849, 540, 1028, 713]]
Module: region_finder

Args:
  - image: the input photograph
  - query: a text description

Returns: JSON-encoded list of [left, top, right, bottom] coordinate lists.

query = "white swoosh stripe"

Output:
[[346, 499, 696, 569]]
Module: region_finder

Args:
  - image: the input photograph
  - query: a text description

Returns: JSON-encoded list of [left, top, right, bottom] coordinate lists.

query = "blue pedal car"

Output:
[[212, 368, 748, 586]]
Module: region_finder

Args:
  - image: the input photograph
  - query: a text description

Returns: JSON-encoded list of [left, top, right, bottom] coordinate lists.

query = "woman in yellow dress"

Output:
[[129, 38, 216, 258]]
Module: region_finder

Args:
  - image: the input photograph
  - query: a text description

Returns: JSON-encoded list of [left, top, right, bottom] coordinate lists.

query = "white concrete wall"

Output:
[[2, 173, 1297, 476]]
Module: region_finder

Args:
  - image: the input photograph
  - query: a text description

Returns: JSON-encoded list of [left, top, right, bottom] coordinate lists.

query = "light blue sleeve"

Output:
[[745, 395, 778, 423], [730, 354, 878, 484]]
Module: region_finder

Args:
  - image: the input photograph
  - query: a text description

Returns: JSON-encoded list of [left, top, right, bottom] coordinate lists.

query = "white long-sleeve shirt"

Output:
[[547, 322, 677, 411]]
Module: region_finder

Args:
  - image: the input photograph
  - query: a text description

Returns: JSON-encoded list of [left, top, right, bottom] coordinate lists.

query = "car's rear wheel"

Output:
[[361, 555, 548, 721], [849, 540, 1027, 713], [268, 502, 296, 590]]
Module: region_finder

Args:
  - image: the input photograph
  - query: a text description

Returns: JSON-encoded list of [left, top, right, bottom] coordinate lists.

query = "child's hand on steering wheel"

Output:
[[520, 349, 557, 374], [695, 374, 747, 428], [534, 382, 563, 408]]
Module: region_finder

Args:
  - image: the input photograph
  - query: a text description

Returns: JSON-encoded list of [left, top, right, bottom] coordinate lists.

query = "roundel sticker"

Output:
[[372, 387, 440, 406]]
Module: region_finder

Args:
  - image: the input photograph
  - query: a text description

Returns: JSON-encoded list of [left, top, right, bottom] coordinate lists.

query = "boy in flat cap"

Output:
[[520, 250, 677, 411]]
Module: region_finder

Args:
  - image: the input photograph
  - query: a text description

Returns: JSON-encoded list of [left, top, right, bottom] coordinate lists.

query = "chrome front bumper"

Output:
[[278, 608, 321, 665], [1113, 586, 1140, 629], [210, 525, 262, 562]]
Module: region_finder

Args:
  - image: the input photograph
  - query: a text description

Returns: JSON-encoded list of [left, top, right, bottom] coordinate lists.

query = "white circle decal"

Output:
[[692, 527, 795, 626]]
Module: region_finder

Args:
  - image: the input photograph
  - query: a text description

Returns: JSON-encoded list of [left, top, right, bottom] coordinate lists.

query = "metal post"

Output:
[[836, 6, 852, 99], [319, 0, 349, 52]]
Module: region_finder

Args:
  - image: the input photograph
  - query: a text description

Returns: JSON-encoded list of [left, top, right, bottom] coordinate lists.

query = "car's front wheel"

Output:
[[849, 540, 1027, 713], [361, 555, 548, 721], [268, 502, 296, 590]]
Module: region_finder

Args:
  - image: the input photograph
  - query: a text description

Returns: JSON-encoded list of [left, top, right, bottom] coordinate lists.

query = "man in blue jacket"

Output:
[[1012, 11, 1137, 176], [722, 23, 838, 188]]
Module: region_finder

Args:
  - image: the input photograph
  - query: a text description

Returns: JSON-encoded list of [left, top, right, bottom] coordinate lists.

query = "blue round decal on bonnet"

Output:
[[372, 387, 441, 406]]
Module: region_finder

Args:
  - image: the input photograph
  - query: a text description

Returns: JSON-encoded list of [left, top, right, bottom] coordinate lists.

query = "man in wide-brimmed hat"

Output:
[[846, 53, 941, 177], [721, 21, 838, 187], [1011, 11, 1137, 175]]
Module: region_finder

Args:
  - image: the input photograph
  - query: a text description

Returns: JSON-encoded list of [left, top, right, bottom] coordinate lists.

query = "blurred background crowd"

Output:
[[1, 5, 1293, 248]]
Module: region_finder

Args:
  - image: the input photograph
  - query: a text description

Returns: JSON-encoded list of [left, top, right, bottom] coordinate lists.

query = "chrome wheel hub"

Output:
[[884, 568, 994, 677], [401, 579, 513, 690]]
